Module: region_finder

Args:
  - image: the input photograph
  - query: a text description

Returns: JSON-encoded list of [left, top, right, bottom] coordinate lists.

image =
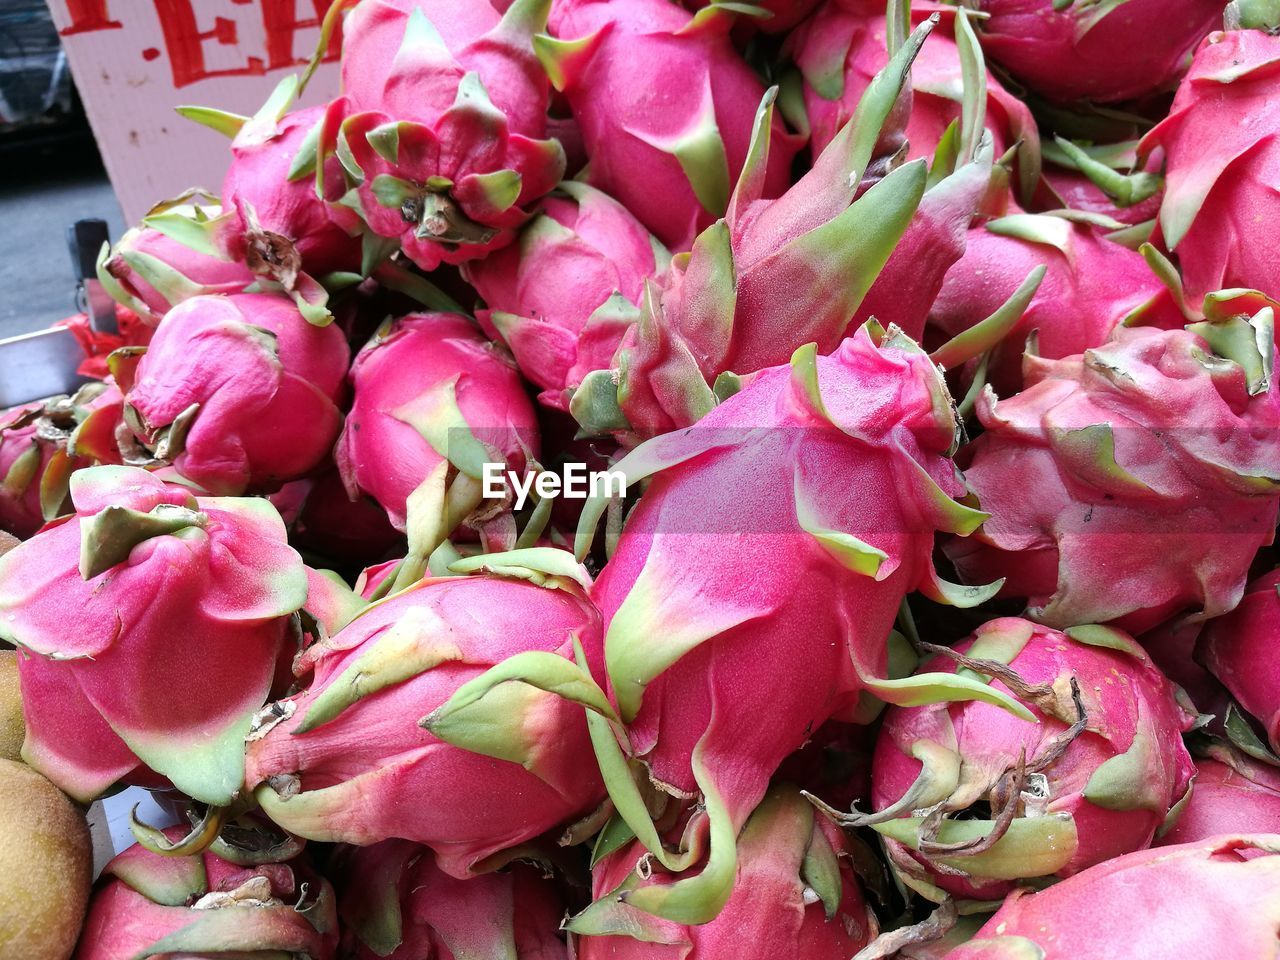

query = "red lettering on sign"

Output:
[[152, 0, 267, 88], [60, 0, 123, 35], [261, 0, 344, 71]]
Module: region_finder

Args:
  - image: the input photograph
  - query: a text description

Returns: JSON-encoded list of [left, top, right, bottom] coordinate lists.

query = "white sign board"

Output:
[[45, 0, 343, 223]]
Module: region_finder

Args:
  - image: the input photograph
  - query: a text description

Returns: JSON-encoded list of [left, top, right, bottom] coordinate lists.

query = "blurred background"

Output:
[[0, 0, 122, 337], [1, 0, 340, 337]]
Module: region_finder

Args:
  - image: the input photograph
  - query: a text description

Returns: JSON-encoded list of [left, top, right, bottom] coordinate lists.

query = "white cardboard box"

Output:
[[45, 0, 343, 223]]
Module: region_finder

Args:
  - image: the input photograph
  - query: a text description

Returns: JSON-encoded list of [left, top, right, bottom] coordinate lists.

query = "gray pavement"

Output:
[[0, 142, 125, 339]]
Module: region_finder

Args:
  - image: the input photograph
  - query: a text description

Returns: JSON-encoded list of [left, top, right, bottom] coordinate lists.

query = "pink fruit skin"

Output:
[[76, 827, 338, 960], [102, 224, 254, 323], [333, 840, 567, 960], [462, 183, 666, 409], [928, 220, 1182, 396], [1038, 160, 1163, 227], [289, 469, 404, 571], [592, 328, 979, 835], [124, 293, 349, 496], [975, 0, 1224, 104], [945, 836, 1280, 959], [853, 151, 993, 343], [576, 789, 876, 959], [1157, 753, 1280, 848], [946, 325, 1280, 632], [547, 0, 799, 251], [336, 0, 563, 269], [1143, 29, 1280, 309], [872, 618, 1195, 900], [244, 569, 605, 878], [1198, 568, 1280, 753], [335, 312, 539, 533], [1137, 619, 1227, 719], [222, 105, 361, 277], [790, 2, 1037, 164], [2, 466, 308, 804]]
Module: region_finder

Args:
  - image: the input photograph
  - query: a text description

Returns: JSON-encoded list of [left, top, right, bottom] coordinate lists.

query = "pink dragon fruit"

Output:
[[787, 1, 1039, 196], [287, 469, 405, 572], [328, 0, 564, 270], [0, 383, 122, 539], [1038, 140, 1163, 227], [1157, 745, 1280, 847], [97, 204, 255, 325], [974, 0, 1224, 104], [1197, 568, 1280, 753], [0, 465, 307, 804], [1143, 28, 1280, 309], [551, 330, 1023, 922], [860, 618, 1194, 901], [946, 303, 1280, 633], [851, 143, 995, 347], [461, 182, 670, 410], [218, 104, 361, 282], [245, 549, 605, 878], [946, 835, 1280, 959], [335, 312, 539, 552], [122, 293, 348, 496], [575, 29, 936, 438], [926, 214, 1182, 395], [1137, 619, 1227, 720], [570, 787, 877, 958], [330, 839, 567, 959], [539, 0, 800, 251], [76, 826, 337, 960]]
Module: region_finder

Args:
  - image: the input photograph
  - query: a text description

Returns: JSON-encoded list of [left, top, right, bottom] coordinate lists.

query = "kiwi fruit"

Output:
[[0, 759, 92, 960], [0, 650, 23, 762]]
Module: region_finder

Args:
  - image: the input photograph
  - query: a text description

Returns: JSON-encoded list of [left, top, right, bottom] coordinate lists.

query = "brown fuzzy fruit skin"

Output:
[[0, 650, 23, 761], [0, 759, 92, 960]]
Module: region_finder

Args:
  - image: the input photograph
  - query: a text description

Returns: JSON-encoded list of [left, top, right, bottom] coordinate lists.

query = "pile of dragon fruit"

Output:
[[6, 0, 1280, 956]]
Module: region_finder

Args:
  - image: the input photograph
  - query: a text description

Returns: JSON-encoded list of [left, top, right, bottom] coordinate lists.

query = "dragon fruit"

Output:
[[0, 383, 122, 539], [1143, 28, 1280, 310], [0, 465, 307, 804], [927, 214, 1182, 395], [218, 104, 360, 282], [575, 28, 935, 438], [1157, 745, 1280, 847], [287, 469, 405, 572], [330, 839, 567, 959], [946, 835, 1280, 959], [76, 826, 337, 960], [169, 80, 362, 322], [859, 618, 1195, 901], [787, 1, 1039, 197], [974, 0, 1224, 105], [539, 0, 800, 251], [245, 549, 605, 878], [122, 292, 348, 496], [570, 786, 877, 958], [1197, 568, 1280, 753], [328, 0, 564, 270], [551, 330, 1023, 922], [946, 303, 1280, 633], [97, 205, 254, 325], [461, 182, 670, 410], [1038, 140, 1163, 227], [335, 312, 539, 570]]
